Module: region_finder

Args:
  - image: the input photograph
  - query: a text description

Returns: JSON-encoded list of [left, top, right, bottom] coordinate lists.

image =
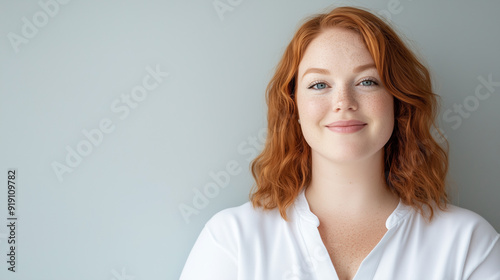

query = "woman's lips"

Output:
[[326, 124, 366, 133], [326, 120, 366, 127]]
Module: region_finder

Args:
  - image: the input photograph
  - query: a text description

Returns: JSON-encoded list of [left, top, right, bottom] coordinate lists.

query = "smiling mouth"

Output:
[[326, 124, 366, 133]]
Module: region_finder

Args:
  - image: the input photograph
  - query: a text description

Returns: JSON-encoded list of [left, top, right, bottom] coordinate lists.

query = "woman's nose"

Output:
[[332, 85, 358, 112]]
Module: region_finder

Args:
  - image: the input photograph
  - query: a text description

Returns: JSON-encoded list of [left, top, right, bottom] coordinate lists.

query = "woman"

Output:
[[180, 6, 500, 280]]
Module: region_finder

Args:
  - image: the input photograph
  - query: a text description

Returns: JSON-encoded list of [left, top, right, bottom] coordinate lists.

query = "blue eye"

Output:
[[360, 79, 377, 86], [309, 82, 328, 90]]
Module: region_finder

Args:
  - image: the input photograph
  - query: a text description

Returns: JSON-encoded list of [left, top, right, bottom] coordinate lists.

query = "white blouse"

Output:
[[180, 189, 500, 279]]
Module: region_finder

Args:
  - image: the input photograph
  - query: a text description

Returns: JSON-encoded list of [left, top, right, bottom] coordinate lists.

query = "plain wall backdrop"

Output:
[[0, 0, 499, 279]]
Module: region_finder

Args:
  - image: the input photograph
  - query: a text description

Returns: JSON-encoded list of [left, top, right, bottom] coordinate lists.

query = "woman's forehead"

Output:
[[298, 29, 375, 76]]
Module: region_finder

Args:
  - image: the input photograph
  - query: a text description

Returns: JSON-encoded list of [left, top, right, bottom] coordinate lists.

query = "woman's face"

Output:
[[296, 27, 394, 164]]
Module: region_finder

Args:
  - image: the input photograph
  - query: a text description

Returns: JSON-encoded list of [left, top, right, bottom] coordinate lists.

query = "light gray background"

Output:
[[0, 0, 499, 279]]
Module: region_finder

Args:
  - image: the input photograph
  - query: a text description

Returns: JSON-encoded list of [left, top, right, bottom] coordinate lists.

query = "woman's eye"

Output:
[[309, 82, 328, 90], [359, 79, 377, 86], [307, 79, 377, 90]]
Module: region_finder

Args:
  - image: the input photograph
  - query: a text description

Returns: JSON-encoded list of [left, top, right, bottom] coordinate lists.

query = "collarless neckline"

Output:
[[292, 188, 412, 229]]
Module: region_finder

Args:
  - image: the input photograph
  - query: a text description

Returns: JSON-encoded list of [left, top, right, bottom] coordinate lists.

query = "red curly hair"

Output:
[[250, 6, 449, 221]]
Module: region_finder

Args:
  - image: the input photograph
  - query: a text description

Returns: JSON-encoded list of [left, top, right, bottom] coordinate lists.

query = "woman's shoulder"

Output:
[[408, 202, 500, 248], [203, 200, 288, 238], [180, 201, 283, 279], [209, 200, 270, 219], [420, 204, 500, 278], [430, 203, 498, 233]]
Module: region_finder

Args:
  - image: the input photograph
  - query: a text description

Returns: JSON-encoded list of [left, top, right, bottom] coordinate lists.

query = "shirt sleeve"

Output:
[[179, 224, 238, 280], [466, 234, 500, 280]]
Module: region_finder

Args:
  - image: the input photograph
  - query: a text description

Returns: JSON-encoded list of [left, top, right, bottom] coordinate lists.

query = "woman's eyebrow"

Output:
[[353, 63, 376, 73], [301, 68, 330, 80], [301, 63, 377, 80]]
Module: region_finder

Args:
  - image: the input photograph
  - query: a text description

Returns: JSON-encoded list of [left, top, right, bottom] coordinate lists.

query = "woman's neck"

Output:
[[305, 149, 399, 221]]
